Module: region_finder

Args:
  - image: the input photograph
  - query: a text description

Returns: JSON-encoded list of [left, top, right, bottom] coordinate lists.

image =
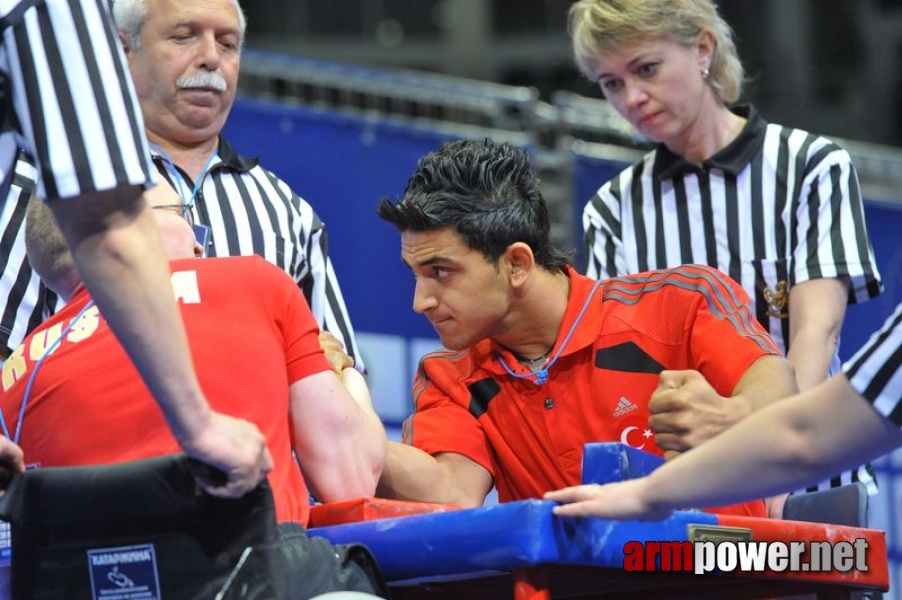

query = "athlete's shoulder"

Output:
[[601, 264, 749, 308]]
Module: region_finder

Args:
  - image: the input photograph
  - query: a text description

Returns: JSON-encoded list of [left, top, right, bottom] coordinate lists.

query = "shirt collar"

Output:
[[148, 136, 259, 174], [216, 136, 259, 173], [653, 105, 767, 179]]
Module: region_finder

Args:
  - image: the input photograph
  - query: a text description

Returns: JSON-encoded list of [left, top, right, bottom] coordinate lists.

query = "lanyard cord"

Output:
[[0, 299, 97, 444], [148, 143, 219, 208], [496, 279, 604, 386]]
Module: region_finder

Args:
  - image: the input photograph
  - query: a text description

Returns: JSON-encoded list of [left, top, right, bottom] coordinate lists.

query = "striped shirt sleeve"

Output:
[[3, 0, 153, 200], [844, 303, 902, 425], [0, 151, 52, 351], [583, 159, 645, 280], [790, 136, 880, 303]]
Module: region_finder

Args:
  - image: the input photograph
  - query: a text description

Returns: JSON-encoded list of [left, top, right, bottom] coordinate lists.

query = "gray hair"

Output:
[[568, 0, 744, 104], [112, 0, 247, 50]]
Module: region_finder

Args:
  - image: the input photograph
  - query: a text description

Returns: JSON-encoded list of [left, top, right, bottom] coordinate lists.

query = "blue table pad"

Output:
[[308, 499, 716, 581]]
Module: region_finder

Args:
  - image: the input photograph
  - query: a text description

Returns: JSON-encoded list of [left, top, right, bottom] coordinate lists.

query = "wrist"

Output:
[[166, 389, 214, 450]]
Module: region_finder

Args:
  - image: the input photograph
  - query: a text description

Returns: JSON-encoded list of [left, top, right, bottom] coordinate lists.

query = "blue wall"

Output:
[[225, 98, 455, 340]]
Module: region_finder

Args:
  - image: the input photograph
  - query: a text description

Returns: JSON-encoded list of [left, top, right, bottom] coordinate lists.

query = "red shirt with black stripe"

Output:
[[403, 264, 781, 517]]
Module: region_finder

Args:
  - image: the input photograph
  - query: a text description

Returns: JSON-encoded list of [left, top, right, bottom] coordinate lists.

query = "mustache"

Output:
[[176, 71, 227, 91]]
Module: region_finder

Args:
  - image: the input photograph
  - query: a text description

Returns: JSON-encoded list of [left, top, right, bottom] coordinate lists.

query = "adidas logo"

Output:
[[614, 396, 638, 417]]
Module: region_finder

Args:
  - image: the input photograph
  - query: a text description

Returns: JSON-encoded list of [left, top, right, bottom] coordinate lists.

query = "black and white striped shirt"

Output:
[[0, 0, 153, 201], [0, 151, 45, 347], [583, 105, 883, 491], [845, 302, 902, 424], [0, 0, 153, 348], [584, 105, 882, 368]]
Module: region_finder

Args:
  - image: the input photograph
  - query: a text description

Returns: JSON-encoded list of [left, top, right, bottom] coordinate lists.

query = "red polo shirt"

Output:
[[403, 264, 781, 517], [1, 257, 329, 525]]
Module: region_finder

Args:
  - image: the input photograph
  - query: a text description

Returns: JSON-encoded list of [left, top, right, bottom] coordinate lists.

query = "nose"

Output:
[[412, 278, 437, 314], [623, 79, 648, 110], [196, 33, 221, 71]]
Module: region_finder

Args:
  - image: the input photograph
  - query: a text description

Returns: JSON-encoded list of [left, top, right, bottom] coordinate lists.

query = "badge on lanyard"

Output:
[[192, 224, 212, 256]]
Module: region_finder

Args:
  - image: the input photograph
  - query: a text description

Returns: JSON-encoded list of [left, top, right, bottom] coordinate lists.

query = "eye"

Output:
[[169, 27, 193, 41], [637, 62, 659, 78], [431, 266, 450, 279], [219, 38, 240, 52], [599, 79, 622, 94]]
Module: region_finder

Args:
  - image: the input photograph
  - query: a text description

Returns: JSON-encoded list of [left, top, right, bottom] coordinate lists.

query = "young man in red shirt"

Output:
[[375, 139, 797, 518]]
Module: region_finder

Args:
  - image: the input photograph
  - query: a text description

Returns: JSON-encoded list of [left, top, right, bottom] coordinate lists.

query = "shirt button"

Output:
[[544, 398, 554, 410]]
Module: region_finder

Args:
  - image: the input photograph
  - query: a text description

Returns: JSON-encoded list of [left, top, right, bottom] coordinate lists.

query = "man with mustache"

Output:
[[0, 0, 364, 375]]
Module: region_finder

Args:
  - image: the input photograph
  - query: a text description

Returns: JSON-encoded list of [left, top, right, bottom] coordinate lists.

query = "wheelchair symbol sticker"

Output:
[[88, 543, 160, 600]]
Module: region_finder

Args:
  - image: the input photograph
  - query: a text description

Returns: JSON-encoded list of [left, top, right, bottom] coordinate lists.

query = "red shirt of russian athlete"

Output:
[[0, 256, 330, 525]]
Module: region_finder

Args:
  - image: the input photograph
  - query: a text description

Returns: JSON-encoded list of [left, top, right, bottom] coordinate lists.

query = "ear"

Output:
[[504, 242, 535, 288], [118, 32, 133, 56], [696, 28, 715, 73]]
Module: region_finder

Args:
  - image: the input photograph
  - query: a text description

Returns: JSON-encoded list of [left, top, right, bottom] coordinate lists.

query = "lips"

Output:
[[181, 88, 220, 106], [429, 316, 452, 330], [638, 112, 659, 127]]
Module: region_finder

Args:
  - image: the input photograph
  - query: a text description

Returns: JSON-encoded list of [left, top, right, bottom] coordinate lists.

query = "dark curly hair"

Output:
[[377, 139, 570, 271]]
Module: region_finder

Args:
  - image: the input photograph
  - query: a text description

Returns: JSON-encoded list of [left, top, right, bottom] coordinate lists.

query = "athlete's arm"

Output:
[[377, 442, 493, 508], [650, 355, 798, 459], [547, 374, 902, 519], [290, 368, 386, 502]]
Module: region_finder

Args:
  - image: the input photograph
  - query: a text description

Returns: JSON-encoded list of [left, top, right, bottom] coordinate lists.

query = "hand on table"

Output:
[[545, 478, 673, 521]]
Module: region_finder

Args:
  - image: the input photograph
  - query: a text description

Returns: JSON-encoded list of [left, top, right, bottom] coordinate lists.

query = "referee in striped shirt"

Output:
[[1, 0, 364, 373], [549, 300, 902, 520], [570, 0, 882, 497], [0, 0, 270, 495]]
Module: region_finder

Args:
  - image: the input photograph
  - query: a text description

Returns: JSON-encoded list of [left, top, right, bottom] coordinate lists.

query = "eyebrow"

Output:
[[171, 18, 241, 37], [596, 54, 653, 81], [402, 255, 456, 270]]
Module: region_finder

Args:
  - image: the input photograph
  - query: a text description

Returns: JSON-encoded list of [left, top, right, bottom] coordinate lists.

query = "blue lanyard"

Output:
[[0, 299, 97, 444], [149, 143, 219, 208], [496, 278, 604, 386]]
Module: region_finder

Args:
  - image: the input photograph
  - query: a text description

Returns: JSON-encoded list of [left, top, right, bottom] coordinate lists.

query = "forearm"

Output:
[[730, 355, 798, 416], [643, 376, 898, 512], [377, 442, 485, 507], [292, 371, 386, 502], [787, 330, 840, 392], [787, 278, 848, 391], [322, 370, 387, 500], [305, 426, 386, 503]]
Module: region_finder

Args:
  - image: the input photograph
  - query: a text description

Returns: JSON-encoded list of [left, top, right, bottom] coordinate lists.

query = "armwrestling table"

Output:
[[308, 444, 889, 600]]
